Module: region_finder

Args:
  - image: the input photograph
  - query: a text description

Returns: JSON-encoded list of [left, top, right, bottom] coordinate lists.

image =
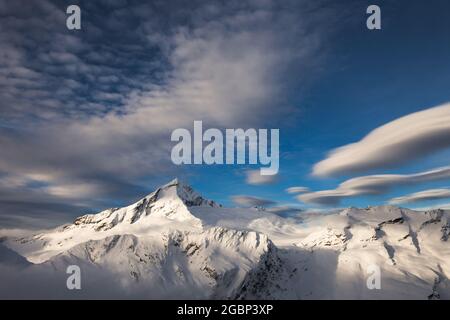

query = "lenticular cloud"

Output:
[[313, 103, 450, 177]]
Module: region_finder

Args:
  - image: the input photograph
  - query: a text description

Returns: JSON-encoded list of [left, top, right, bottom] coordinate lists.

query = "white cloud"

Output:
[[313, 103, 450, 176], [410, 202, 450, 211], [389, 188, 450, 204], [285, 186, 310, 194], [245, 170, 278, 185], [43, 183, 105, 200], [231, 195, 276, 207], [299, 166, 450, 205]]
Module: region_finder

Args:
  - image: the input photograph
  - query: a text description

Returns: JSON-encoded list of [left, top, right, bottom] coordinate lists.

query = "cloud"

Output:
[[313, 103, 450, 177], [299, 166, 450, 205], [231, 195, 276, 207], [245, 170, 278, 185], [0, 0, 331, 227], [298, 189, 360, 206], [389, 188, 450, 204], [411, 202, 450, 211], [0, 199, 90, 230], [265, 206, 303, 217], [285, 186, 310, 194]]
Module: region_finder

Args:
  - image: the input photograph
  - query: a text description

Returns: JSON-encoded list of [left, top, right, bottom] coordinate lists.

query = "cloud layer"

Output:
[[389, 188, 450, 204], [313, 103, 450, 177], [0, 0, 331, 227], [231, 195, 276, 207], [299, 166, 450, 205]]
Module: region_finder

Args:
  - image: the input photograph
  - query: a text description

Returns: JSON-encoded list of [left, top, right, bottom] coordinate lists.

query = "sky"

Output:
[[0, 0, 450, 229]]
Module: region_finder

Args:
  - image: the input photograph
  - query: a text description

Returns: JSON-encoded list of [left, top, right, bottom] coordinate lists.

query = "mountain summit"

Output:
[[158, 178, 220, 208], [75, 177, 220, 228]]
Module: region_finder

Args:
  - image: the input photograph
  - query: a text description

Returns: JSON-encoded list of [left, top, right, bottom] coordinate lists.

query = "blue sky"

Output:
[[190, 0, 450, 209], [0, 0, 450, 228]]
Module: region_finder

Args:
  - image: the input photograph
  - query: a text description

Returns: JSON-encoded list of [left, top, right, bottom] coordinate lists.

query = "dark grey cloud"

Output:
[[0, 0, 162, 122], [0, 200, 91, 230]]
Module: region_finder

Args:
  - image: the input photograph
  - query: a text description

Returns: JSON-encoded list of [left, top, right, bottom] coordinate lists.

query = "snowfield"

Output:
[[0, 179, 449, 299]]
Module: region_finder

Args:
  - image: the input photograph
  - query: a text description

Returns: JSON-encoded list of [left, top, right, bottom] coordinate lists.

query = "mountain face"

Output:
[[1, 179, 449, 299]]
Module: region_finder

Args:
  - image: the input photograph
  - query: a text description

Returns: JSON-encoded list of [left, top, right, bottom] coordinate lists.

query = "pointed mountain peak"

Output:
[[156, 178, 220, 208], [161, 177, 181, 188], [59, 178, 220, 238]]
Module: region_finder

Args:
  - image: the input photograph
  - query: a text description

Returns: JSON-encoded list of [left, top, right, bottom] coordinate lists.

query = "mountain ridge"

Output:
[[1, 178, 449, 299]]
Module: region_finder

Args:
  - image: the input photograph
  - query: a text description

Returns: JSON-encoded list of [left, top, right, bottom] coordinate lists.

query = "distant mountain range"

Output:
[[1, 179, 449, 299]]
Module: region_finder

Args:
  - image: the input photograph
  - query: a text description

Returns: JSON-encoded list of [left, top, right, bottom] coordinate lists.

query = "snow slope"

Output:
[[277, 206, 450, 299], [44, 228, 278, 299], [1, 179, 449, 299]]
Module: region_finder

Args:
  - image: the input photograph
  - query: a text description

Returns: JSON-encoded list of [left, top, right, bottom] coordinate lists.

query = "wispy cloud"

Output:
[[299, 166, 450, 205], [231, 195, 276, 207], [410, 202, 450, 211], [265, 206, 303, 218], [389, 188, 450, 204], [313, 103, 450, 177], [285, 186, 310, 194], [0, 0, 331, 226]]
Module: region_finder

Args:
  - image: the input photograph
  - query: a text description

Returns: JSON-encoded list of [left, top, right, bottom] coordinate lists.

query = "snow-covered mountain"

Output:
[[5, 178, 219, 263], [1, 179, 449, 299]]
